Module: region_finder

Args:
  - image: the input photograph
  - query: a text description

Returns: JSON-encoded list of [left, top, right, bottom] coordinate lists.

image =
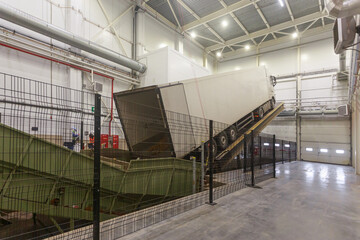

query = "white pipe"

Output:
[[0, 2, 147, 73]]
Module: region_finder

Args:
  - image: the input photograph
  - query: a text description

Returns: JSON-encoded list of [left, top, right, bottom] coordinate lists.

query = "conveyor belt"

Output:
[[215, 103, 285, 169], [0, 123, 201, 221]]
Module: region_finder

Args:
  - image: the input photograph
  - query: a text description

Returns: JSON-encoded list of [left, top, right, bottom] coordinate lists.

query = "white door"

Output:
[[301, 118, 350, 165]]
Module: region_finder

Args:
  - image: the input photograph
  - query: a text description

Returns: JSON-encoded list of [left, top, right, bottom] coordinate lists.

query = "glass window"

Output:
[[320, 148, 328, 153], [306, 148, 313, 152]]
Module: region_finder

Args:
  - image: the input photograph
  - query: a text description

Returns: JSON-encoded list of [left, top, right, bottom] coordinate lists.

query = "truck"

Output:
[[113, 66, 276, 160]]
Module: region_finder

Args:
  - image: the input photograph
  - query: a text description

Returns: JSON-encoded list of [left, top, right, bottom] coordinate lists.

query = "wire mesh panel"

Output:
[[0, 72, 296, 239]]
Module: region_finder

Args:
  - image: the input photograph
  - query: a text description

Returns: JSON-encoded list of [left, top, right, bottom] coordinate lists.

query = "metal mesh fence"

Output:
[[0, 72, 296, 240]]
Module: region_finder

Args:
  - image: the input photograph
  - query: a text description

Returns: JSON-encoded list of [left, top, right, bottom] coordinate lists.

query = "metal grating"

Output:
[[207, 15, 246, 41], [147, 0, 178, 25], [169, 0, 198, 26], [233, 5, 267, 33], [181, 0, 224, 18], [191, 24, 220, 40], [258, 0, 292, 26], [195, 37, 218, 48], [288, 0, 320, 19]]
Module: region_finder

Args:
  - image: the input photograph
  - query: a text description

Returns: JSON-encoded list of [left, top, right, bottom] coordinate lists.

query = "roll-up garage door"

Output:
[[301, 118, 350, 165]]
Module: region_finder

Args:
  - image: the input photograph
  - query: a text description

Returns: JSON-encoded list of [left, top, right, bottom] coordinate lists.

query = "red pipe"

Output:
[[0, 42, 113, 79], [109, 78, 114, 137]]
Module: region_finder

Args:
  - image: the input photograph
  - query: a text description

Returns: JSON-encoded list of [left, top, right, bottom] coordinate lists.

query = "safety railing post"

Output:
[[251, 130, 255, 187], [191, 156, 196, 194], [93, 94, 101, 240], [289, 141, 291, 162], [80, 121, 84, 150], [201, 142, 205, 192], [273, 135, 276, 178], [259, 136, 262, 169], [207, 120, 215, 205], [282, 140, 284, 164], [243, 134, 247, 173]]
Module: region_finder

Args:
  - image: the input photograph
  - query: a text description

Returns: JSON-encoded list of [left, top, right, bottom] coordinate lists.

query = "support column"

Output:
[[296, 41, 302, 161], [356, 91, 360, 174], [203, 52, 208, 68], [175, 35, 184, 54]]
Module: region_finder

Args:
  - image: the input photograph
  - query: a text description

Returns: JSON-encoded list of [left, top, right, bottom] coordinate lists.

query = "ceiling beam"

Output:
[[176, 0, 234, 51], [182, 0, 260, 31], [218, 0, 257, 46], [206, 11, 328, 52], [167, 0, 182, 29], [284, 0, 299, 32], [221, 24, 333, 60], [253, 2, 277, 39], [97, 0, 128, 56]]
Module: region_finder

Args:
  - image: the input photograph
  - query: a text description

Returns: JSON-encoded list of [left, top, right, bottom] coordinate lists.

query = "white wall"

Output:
[[0, 0, 212, 97]]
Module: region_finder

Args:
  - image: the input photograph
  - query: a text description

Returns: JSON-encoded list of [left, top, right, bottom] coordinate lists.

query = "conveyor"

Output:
[[0, 123, 200, 221]]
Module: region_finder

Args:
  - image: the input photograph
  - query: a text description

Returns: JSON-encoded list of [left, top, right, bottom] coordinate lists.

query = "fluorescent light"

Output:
[[245, 45, 250, 50], [285, 144, 290, 148], [159, 43, 167, 48], [216, 52, 222, 57], [235, 67, 241, 70], [320, 148, 328, 153], [278, 0, 284, 7], [336, 149, 345, 154], [306, 148, 313, 152], [264, 143, 269, 146], [275, 143, 280, 147], [222, 20, 228, 27], [292, 32, 298, 39], [190, 32, 196, 38]]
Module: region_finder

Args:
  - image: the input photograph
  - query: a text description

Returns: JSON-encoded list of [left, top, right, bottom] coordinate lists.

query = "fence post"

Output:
[[93, 94, 101, 240], [282, 140, 284, 164], [192, 156, 196, 194], [207, 120, 215, 205], [80, 121, 84, 150], [273, 135, 276, 178], [243, 134, 247, 173], [289, 141, 291, 162], [251, 130, 255, 187], [201, 142, 205, 192], [259, 136, 262, 169]]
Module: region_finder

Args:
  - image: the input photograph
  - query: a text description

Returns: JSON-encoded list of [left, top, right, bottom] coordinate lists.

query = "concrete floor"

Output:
[[119, 161, 360, 240]]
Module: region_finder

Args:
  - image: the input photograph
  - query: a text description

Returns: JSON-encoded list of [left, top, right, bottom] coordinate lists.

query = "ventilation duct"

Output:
[[0, 3, 147, 73], [326, 0, 360, 18]]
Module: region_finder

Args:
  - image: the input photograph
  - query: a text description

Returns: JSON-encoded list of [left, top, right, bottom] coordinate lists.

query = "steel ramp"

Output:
[[215, 103, 285, 170]]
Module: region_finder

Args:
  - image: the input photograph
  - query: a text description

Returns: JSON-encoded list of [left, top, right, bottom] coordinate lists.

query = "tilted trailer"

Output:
[[113, 66, 276, 159]]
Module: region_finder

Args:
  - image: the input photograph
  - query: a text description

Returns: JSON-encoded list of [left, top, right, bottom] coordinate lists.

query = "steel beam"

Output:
[[206, 11, 328, 52], [182, 0, 260, 31]]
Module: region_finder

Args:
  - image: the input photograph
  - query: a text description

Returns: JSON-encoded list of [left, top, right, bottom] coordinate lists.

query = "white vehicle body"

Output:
[[114, 67, 275, 158]]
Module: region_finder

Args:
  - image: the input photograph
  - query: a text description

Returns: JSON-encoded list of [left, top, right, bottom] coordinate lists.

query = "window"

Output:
[[306, 148, 313, 152], [285, 144, 290, 148], [264, 143, 269, 146], [275, 143, 280, 147], [320, 149, 328, 153], [336, 149, 345, 154]]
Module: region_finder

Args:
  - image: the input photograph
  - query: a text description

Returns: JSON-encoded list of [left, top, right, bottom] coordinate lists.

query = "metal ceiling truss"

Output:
[[176, 0, 234, 52], [222, 24, 333, 59], [206, 11, 329, 52]]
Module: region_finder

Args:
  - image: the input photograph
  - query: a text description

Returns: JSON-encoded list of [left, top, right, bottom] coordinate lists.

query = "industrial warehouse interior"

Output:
[[0, 0, 359, 239]]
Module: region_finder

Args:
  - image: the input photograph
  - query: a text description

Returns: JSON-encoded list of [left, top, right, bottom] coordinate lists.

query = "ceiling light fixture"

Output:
[[278, 0, 284, 7], [292, 32, 298, 39], [245, 45, 250, 50], [216, 52, 222, 57], [190, 32, 196, 38], [222, 20, 228, 27]]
